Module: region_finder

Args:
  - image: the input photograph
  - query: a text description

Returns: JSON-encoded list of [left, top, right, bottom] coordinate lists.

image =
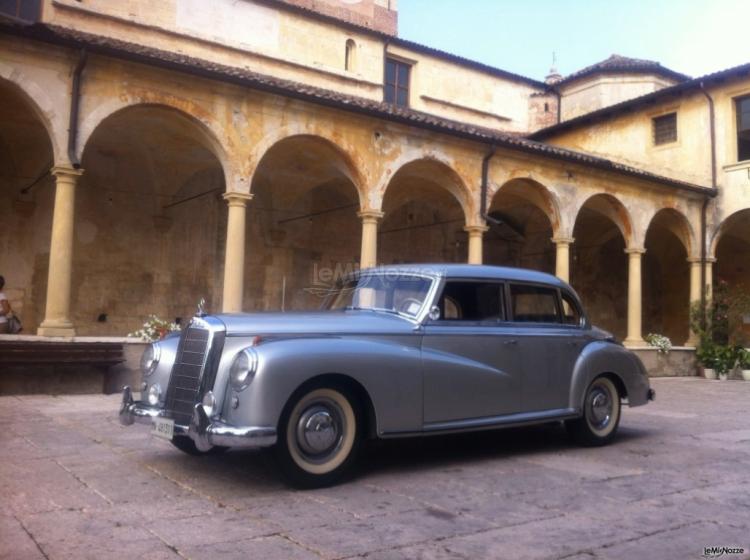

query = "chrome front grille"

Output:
[[164, 326, 210, 426]]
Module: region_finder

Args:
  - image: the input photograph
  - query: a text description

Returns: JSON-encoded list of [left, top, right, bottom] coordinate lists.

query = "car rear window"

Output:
[[437, 281, 505, 322], [509, 284, 561, 324]]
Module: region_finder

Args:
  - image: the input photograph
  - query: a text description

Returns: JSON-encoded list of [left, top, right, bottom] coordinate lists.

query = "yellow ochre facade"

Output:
[[1, 0, 748, 350]]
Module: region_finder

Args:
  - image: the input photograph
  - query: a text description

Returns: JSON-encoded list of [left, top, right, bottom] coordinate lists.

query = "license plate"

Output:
[[151, 417, 174, 440]]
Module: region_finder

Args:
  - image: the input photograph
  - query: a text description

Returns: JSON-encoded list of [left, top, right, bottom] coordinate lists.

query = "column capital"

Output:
[[50, 165, 84, 179], [464, 225, 489, 235], [687, 256, 703, 264], [222, 192, 253, 207], [551, 236, 575, 246], [624, 247, 646, 255], [357, 210, 384, 223], [705, 257, 717, 263]]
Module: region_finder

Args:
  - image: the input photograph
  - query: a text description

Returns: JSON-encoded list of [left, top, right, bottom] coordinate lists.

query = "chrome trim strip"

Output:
[[188, 403, 277, 450], [380, 407, 580, 438], [119, 386, 168, 426]]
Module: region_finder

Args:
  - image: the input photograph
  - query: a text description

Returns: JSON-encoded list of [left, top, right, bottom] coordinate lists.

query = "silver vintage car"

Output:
[[120, 264, 654, 487]]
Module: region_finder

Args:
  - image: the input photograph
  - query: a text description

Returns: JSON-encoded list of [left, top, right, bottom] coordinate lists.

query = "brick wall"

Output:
[[279, 0, 397, 35]]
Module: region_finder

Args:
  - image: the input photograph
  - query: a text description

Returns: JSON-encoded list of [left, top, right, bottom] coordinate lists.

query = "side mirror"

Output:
[[428, 305, 441, 321]]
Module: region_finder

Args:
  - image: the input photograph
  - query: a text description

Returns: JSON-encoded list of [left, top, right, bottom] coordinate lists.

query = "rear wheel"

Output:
[[273, 385, 362, 488], [566, 376, 621, 446]]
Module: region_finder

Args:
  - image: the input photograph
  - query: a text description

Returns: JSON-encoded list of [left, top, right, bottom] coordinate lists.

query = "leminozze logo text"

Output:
[[702, 546, 745, 558]]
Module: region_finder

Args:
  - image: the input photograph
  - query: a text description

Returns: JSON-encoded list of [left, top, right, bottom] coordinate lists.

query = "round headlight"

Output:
[[140, 343, 161, 377], [147, 383, 162, 406], [230, 348, 258, 392]]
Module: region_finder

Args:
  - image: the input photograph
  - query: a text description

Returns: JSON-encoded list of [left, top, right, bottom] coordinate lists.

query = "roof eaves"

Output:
[[254, 0, 547, 89], [0, 20, 712, 197], [533, 62, 750, 139]]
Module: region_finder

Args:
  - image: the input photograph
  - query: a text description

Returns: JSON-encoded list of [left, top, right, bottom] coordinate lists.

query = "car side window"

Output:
[[561, 292, 583, 326], [509, 284, 561, 324], [437, 281, 504, 322]]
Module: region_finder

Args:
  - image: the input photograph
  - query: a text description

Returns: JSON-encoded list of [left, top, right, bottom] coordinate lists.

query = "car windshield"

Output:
[[323, 273, 434, 318]]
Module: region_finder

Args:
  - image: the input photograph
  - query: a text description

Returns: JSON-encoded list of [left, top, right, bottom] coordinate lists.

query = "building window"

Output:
[[652, 112, 677, 145], [736, 95, 750, 161], [385, 58, 410, 107], [345, 39, 356, 72], [0, 0, 41, 21]]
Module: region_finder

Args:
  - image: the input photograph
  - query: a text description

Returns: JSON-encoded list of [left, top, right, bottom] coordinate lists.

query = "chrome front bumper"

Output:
[[118, 386, 277, 450]]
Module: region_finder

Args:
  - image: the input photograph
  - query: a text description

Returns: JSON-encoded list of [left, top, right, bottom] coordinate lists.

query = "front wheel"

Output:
[[273, 385, 362, 488], [566, 376, 621, 446]]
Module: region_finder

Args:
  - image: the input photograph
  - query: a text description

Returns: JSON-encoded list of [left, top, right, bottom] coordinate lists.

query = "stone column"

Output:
[[705, 257, 716, 302], [623, 247, 646, 347], [37, 166, 84, 337], [465, 225, 489, 265], [686, 257, 702, 346], [221, 192, 253, 313], [358, 210, 383, 270], [552, 236, 574, 283]]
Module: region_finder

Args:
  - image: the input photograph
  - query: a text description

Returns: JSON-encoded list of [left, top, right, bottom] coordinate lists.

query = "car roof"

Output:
[[361, 264, 570, 290]]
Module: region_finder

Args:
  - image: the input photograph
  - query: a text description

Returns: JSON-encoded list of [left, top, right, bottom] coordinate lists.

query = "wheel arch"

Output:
[[284, 373, 379, 439]]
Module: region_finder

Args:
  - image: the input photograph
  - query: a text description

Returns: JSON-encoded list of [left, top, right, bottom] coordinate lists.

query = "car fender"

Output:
[[221, 335, 423, 435], [142, 335, 180, 405], [569, 341, 651, 410]]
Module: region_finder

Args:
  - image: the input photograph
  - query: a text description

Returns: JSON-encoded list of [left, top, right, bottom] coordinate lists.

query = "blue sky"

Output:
[[398, 0, 750, 81]]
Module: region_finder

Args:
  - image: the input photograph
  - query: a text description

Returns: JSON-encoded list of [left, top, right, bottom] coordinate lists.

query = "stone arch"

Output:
[[0, 68, 63, 162], [74, 103, 229, 334], [710, 208, 750, 258], [377, 157, 472, 264], [491, 178, 562, 235], [643, 207, 695, 344], [484, 178, 561, 274], [574, 193, 635, 248], [246, 133, 365, 311], [379, 156, 473, 225], [0, 72, 59, 331], [79, 100, 235, 185], [249, 133, 366, 210], [571, 193, 634, 340], [711, 208, 750, 345], [646, 208, 696, 258]]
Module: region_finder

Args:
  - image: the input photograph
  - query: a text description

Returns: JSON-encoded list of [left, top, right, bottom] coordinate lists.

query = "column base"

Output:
[[623, 338, 645, 348], [37, 321, 76, 337]]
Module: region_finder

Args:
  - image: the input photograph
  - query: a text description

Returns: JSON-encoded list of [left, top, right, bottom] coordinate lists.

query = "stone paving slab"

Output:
[[0, 378, 748, 559]]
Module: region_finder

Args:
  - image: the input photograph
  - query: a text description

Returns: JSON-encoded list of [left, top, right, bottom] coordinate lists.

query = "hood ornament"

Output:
[[196, 297, 207, 317]]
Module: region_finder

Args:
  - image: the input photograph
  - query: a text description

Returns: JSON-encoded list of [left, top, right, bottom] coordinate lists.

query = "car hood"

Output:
[[214, 310, 418, 336]]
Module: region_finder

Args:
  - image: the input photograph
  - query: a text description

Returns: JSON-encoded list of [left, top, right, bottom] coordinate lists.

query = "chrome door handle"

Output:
[[504, 340, 518, 345]]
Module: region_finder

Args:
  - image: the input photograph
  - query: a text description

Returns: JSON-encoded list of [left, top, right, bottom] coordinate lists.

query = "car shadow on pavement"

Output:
[[358, 423, 651, 477], [191, 422, 653, 489]]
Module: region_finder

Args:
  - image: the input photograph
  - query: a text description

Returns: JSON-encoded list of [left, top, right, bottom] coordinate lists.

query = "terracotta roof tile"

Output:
[[558, 54, 690, 86]]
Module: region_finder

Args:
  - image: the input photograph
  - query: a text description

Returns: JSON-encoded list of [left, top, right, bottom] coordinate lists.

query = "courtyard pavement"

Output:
[[1, 377, 748, 560]]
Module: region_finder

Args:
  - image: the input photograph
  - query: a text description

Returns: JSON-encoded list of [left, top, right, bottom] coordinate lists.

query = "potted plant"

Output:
[[645, 333, 672, 354], [737, 347, 750, 381], [714, 345, 736, 381], [695, 340, 717, 379]]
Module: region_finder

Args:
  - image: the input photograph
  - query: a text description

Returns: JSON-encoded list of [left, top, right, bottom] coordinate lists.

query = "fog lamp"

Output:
[[147, 383, 162, 406]]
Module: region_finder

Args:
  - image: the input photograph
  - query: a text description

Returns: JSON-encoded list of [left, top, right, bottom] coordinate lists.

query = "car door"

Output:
[[507, 283, 587, 412], [421, 279, 523, 425]]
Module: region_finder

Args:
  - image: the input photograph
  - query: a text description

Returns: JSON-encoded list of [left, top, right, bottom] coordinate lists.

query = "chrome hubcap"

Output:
[[296, 403, 343, 459], [589, 386, 612, 430]]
